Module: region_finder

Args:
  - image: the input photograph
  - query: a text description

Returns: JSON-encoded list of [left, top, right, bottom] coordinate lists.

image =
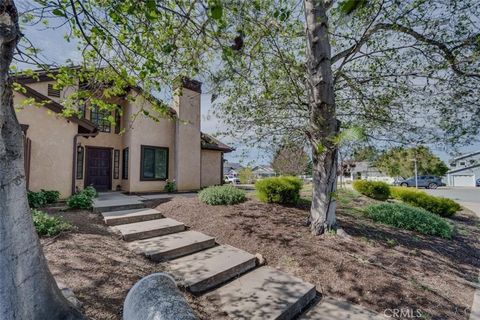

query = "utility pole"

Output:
[[412, 158, 418, 188]]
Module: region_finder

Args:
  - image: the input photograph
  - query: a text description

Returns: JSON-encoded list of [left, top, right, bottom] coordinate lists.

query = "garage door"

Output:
[[452, 175, 475, 187]]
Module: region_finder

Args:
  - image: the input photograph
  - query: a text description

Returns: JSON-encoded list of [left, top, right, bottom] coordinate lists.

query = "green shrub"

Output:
[[28, 190, 61, 208], [390, 187, 460, 217], [364, 203, 453, 238], [41, 189, 60, 204], [83, 186, 98, 198], [198, 185, 246, 205], [32, 209, 72, 237], [164, 180, 176, 193], [28, 191, 47, 208], [352, 180, 390, 201], [255, 176, 303, 204], [67, 190, 95, 209]]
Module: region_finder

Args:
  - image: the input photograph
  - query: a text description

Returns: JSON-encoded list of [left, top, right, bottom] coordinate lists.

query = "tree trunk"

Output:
[[0, 1, 85, 319], [303, 0, 338, 235]]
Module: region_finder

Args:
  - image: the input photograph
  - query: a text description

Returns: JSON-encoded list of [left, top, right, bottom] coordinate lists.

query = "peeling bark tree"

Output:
[[0, 1, 85, 319], [304, 0, 338, 234]]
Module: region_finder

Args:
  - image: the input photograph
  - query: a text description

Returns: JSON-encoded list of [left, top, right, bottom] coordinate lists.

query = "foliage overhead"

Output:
[[374, 146, 449, 178], [16, 0, 480, 152]]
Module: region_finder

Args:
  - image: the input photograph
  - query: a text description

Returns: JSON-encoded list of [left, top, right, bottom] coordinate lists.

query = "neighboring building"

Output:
[[252, 165, 276, 179], [446, 151, 480, 187], [223, 162, 244, 177], [15, 69, 233, 198], [343, 161, 394, 184]]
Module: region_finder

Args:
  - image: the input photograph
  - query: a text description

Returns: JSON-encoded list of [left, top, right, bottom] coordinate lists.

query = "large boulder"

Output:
[[123, 273, 197, 320]]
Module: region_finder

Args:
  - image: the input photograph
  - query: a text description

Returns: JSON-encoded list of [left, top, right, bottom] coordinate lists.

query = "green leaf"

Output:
[[51, 8, 66, 17], [209, 0, 223, 20], [339, 0, 367, 15]]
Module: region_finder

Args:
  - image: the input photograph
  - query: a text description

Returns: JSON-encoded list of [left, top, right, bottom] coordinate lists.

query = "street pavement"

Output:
[[424, 187, 480, 204]]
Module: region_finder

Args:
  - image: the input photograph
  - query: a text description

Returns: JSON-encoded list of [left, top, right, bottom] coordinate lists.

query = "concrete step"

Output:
[[128, 231, 216, 261], [111, 218, 185, 242], [102, 208, 164, 226], [206, 266, 316, 320], [93, 200, 146, 213], [166, 244, 256, 294], [299, 297, 387, 320]]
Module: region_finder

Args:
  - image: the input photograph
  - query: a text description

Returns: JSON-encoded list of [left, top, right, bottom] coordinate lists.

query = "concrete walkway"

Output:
[[94, 192, 385, 319]]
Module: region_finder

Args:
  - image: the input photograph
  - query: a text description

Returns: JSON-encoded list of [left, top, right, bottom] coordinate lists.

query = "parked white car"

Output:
[[225, 176, 240, 184]]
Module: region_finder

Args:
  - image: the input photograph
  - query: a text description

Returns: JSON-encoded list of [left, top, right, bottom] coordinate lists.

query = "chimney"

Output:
[[173, 78, 202, 191]]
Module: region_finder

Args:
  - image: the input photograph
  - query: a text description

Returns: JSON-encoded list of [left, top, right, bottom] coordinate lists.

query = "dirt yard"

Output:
[[41, 209, 226, 320], [157, 190, 480, 320], [42, 189, 480, 320]]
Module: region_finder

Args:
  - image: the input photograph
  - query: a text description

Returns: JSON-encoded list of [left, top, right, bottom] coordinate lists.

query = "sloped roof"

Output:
[[253, 165, 275, 174], [201, 133, 234, 153], [450, 151, 480, 162], [19, 85, 98, 134], [447, 163, 480, 174]]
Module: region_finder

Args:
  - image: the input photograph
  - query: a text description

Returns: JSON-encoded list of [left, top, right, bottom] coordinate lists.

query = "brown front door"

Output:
[[85, 147, 112, 191]]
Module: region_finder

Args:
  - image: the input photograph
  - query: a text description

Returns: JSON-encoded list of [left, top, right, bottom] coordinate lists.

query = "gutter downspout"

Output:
[[72, 133, 98, 195]]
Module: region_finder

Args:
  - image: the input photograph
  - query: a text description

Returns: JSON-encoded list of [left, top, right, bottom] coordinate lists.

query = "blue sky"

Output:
[[18, 18, 480, 166]]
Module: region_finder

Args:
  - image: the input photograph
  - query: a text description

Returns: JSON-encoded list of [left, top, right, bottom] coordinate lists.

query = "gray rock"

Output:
[[56, 281, 83, 309], [123, 273, 197, 320]]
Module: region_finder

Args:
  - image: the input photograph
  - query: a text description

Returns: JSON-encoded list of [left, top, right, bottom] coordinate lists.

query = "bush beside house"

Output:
[[28, 189, 61, 208], [364, 203, 453, 238], [198, 185, 246, 205], [255, 176, 303, 204], [67, 186, 98, 209], [352, 180, 390, 201]]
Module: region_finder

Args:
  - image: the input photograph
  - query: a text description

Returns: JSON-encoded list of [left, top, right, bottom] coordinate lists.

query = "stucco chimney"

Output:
[[173, 78, 202, 191]]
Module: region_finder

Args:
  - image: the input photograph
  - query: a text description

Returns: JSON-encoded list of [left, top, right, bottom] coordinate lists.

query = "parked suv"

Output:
[[394, 176, 444, 189]]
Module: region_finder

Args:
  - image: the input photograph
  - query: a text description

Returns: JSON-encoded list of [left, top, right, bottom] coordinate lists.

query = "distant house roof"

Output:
[[201, 133, 234, 153], [447, 163, 480, 174], [253, 165, 275, 175], [450, 151, 480, 162]]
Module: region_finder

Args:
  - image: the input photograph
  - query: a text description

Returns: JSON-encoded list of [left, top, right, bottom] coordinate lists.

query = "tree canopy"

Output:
[[374, 146, 449, 178]]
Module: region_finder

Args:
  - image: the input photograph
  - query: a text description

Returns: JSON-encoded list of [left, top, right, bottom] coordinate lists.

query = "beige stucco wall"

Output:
[[173, 88, 201, 191], [14, 94, 77, 199], [201, 150, 222, 187], [122, 94, 176, 193], [15, 81, 224, 196]]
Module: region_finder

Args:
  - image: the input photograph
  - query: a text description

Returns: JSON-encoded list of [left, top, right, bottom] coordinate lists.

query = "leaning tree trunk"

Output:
[[303, 0, 338, 235], [0, 1, 85, 319]]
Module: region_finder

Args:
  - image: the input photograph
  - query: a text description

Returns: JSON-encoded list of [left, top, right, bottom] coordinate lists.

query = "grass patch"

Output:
[[364, 203, 454, 239]]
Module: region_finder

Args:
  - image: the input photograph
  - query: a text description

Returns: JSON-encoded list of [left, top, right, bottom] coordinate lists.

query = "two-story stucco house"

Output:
[[14, 69, 232, 198], [446, 151, 480, 187]]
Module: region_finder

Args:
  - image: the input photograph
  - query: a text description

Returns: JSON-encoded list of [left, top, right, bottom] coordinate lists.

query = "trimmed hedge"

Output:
[[352, 180, 390, 201], [255, 176, 303, 204], [390, 187, 460, 217], [364, 203, 453, 238], [32, 209, 72, 237], [198, 185, 246, 205]]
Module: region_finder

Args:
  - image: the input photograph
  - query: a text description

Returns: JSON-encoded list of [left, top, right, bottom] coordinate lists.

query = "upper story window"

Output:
[[90, 105, 111, 133], [47, 84, 61, 98]]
